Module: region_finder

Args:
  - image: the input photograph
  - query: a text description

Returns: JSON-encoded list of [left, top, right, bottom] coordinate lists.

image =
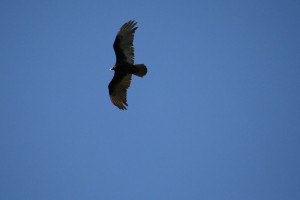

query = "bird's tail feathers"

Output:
[[134, 64, 147, 77]]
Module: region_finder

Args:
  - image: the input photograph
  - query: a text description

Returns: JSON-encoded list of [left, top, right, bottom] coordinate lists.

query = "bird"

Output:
[[108, 20, 148, 110]]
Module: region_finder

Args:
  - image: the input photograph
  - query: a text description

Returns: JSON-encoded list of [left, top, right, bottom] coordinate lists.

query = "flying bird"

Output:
[[108, 20, 147, 110]]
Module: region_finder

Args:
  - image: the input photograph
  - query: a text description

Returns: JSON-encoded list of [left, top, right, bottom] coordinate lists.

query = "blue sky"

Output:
[[1, 0, 299, 199]]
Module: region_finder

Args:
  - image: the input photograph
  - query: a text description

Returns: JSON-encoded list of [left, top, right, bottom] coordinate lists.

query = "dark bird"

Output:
[[108, 20, 147, 110]]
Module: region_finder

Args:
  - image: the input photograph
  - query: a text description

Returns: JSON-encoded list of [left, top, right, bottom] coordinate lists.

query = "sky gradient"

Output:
[[1, 0, 300, 199]]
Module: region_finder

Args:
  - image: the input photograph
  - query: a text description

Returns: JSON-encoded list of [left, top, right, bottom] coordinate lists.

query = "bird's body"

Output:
[[108, 20, 147, 110]]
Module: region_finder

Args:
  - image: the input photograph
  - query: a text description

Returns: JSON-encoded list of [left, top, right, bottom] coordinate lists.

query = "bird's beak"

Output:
[[109, 66, 114, 70]]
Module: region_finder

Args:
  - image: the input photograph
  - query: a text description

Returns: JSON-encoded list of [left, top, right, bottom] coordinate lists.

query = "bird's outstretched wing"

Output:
[[108, 74, 132, 110], [113, 20, 137, 65]]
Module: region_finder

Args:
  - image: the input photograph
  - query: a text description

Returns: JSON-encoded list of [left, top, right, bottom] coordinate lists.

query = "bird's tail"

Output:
[[133, 64, 148, 77]]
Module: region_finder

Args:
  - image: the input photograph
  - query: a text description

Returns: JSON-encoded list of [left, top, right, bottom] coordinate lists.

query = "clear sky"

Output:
[[1, 0, 299, 199]]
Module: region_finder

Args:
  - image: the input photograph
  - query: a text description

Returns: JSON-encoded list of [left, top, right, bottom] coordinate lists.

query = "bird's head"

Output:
[[109, 66, 116, 71]]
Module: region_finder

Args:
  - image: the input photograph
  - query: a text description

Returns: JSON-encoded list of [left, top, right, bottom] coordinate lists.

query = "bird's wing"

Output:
[[113, 20, 137, 65], [109, 74, 132, 110]]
